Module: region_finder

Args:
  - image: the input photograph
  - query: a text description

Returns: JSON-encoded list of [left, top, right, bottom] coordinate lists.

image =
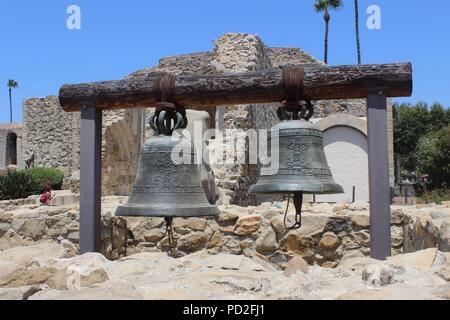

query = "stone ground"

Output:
[[0, 193, 449, 300], [0, 239, 449, 300]]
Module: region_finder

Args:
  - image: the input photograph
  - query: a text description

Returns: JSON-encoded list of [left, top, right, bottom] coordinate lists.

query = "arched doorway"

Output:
[[314, 115, 369, 203], [6, 132, 17, 166]]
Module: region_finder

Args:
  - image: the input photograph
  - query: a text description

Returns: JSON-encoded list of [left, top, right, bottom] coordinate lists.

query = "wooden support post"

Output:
[[79, 105, 102, 253], [367, 88, 391, 260]]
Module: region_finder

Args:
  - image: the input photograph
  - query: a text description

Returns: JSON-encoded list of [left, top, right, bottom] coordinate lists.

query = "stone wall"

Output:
[[0, 123, 22, 169], [22, 97, 74, 174], [22, 97, 145, 196], [1, 196, 449, 269]]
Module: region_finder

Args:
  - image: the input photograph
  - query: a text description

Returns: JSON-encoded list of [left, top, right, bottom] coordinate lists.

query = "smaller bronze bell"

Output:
[[116, 109, 219, 218], [249, 101, 343, 229], [249, 119, 344, 195]]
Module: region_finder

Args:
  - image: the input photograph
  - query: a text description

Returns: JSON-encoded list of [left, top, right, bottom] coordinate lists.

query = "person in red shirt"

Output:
[[39, 180, 53, 206]]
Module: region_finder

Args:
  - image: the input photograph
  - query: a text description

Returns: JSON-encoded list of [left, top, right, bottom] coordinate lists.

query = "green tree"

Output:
[[354, 0, 361, 64], [393, 102, 430, 172], [417, 125, 450, 189], [314, 0, 344, 64], [7, 79, 18, 123], [394, 101, 450, 182]]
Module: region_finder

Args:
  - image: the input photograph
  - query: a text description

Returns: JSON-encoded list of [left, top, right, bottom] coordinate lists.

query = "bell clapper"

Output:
[[283, 192, 303, 230], [164, 217, 177, 252]]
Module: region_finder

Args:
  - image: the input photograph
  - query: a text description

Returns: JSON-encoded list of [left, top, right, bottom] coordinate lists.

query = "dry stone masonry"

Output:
[[0, 196, 449, 300], [1, 193, 449, 270]]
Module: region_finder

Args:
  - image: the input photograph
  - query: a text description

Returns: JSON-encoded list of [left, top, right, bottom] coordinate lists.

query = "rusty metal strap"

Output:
[[154, 74, 177, 103], [282, 66, 305, 102]]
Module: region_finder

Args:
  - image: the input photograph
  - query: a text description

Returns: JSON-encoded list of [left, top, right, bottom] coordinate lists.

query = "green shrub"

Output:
[[24, 167, 64, 195], [417, 188, 450, 204], [0, 169, 35, 200]]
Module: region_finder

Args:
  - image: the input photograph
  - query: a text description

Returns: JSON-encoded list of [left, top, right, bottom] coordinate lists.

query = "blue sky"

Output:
[[0, 0, 449, 123]]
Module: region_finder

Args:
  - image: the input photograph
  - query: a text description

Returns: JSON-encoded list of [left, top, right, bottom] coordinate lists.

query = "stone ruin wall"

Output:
[[0, 124, 23, 170], [22, 33, 394, 204], [22, 97, 144, 196], [1, 194, 449, 267]]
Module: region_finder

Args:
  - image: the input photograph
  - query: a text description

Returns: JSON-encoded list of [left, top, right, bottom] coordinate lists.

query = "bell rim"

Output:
[[248, 182, 344, 195], [115, 204, 220, 218]]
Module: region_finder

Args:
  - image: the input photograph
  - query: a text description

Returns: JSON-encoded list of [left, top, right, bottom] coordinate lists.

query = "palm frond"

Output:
[[7, 79, 18, 89], [314, 0, 343, 11]]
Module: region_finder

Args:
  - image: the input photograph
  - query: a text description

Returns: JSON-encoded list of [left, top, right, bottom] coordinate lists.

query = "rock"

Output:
[[391, 209, 404, 225], [436, 266, 450, 281], [222, 237, 242, 255], [204, 254, 244, 270], [0, 223, 10, 237], [255, 228, 278, 254], [150, 288, 193, 300], [68, 231, 80, 244], [0, 212, 13, 223], [353, 230, 371, 247], [324, 217, 351, 234], [144, 229, 165, 242], [332, 203, 348, 213], [173, 218, 207, 232], [251, 256, 277, 272], [207, 230, 223, 248], [350, 213, 370, 229], [0, 240, 66, 262], [319, 232, 340, 251], [45, 252, 111, 289], [322, 261, 338, 269], [391, 226, 404, 248], [309, 203, 332, 214], [296, 214, 330, 237], [0, 260, 55, 288], [337, 289, 389, 300], [340, 235, 360, 250], [47, 266, 109, 290], [0, 229, 26, 251], [61, 239, 79, 258], [270, 216, 288, 241], [217, 210, 239, 226], [0, 285, 41, 300], [439, 221, 450, 252], [11, 218, 46, 241], [29, 281, 145, 300], [283, 256, 309, 277], [177, 232, 207, 252], [341, 250, 365, 262], [348, 201, 368, 211], [234, 215, 262, 236], [128, 218, 164, 242], [391, 226, 403, 248], [431, 211, 450, 219], [388, 248, 438, 271], [279, 232, 314, 258], [362, 264, 396, 287]]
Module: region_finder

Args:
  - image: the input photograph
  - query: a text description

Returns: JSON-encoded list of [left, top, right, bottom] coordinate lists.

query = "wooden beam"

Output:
[[60, 63, 412, 112]]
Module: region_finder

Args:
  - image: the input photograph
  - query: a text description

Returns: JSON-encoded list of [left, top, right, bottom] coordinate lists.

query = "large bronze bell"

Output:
[[249, 101, 343, 229], [116, 107, 219, 218]]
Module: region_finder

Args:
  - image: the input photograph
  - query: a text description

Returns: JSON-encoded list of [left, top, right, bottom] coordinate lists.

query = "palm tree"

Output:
[[354, 0, 361, 64], [7, 80, 18, 123], [314, 0, 344, 64]]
